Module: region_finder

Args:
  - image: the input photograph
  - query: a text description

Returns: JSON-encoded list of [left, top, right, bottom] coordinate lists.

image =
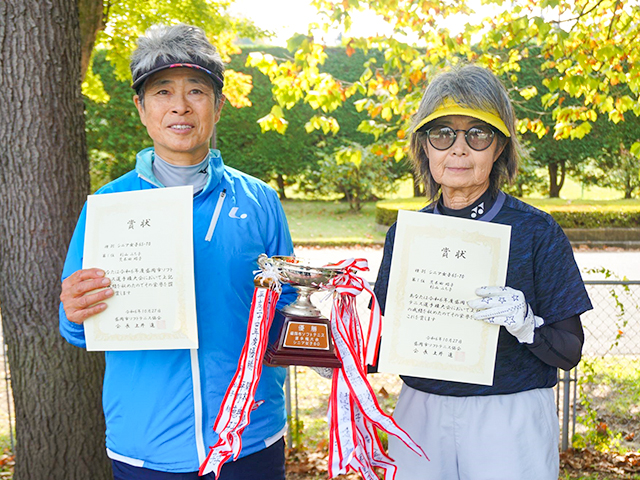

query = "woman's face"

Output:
[[134, 68, 224, 166], [423, 115, 505, 205]]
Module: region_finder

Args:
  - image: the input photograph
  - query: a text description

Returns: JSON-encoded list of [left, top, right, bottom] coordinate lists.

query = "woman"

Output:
[[374, 65, 592, 480], [60, 24, 293, 479]]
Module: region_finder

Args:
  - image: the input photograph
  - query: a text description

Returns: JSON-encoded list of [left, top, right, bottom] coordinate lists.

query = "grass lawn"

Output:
[[379, 196, 640, 212], [282, 200, 386, 245], [379, 174, 630, 202], [281, 170, 639, 246], [282, 195, 640, 246]]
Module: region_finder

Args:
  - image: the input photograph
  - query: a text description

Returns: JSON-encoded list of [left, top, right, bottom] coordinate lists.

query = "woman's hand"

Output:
[[60, 268, 113, 324], [467, 286, 544, 344]]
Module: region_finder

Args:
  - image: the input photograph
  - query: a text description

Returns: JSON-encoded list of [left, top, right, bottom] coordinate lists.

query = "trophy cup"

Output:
[[259, 255, 343, 368]]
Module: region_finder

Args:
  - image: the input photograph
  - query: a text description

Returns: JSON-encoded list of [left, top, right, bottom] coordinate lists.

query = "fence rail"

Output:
[[284, 279, 640, 452], [0, 280, 638, 456]]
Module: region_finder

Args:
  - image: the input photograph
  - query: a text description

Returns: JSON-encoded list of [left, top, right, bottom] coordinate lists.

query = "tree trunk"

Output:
[[0, 2, 110, 479], [276, 174, 287, 200], [548, 161, 565, 198], [624, 174, 633, 199], [78, 0, 106, 80]]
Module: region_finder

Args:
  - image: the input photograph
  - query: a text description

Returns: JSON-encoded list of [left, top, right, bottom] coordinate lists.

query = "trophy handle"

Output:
[[257, 253, 269, 269]]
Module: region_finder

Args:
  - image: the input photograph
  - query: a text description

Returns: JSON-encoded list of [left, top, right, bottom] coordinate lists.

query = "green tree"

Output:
[[505, 49, 595, 197], [217, 47, 322, 198], [221, 44, 411, 201], [87, 43, 407, 202], [574, 114, 640, 198], [81, 0, 262, 108], [582, 146, 640, 199], [85, 51, 151, 191], [251, 0, 640, 197], [302, 142, 405, 211]]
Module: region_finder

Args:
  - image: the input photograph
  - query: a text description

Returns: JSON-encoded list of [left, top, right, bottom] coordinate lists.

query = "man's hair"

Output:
[[409, 65, 521, 200], [130, 24, 225, 104]]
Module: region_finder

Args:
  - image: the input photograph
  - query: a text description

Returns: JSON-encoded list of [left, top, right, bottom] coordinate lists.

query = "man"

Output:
[[60, 24, 293, 480]]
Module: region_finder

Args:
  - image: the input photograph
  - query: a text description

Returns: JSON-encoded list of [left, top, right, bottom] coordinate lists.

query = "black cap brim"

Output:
[[132, 62, 224, 91]]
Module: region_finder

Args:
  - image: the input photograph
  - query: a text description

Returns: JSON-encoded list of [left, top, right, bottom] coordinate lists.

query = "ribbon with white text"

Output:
[[326, 258, 427, 480], [198, 267, 281, 477]]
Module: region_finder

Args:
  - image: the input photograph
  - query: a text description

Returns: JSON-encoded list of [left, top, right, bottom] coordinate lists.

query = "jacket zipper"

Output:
[[190, 350, 206, 464], [205, 189, 226, 242]]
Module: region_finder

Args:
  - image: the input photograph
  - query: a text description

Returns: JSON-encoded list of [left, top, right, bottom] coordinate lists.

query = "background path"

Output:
[[295, 245, 640, 283], [296, 246, 640, 357]]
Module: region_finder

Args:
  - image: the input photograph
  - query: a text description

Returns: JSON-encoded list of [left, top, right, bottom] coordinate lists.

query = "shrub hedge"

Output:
[[376, 198, 640, 229]]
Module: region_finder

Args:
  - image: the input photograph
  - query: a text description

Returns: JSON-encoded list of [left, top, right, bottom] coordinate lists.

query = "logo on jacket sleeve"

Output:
[[229, 207, 248, 219]]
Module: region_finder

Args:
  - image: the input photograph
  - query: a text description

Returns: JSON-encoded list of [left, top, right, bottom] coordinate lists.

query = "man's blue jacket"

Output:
[[60, 148, 295, 472]]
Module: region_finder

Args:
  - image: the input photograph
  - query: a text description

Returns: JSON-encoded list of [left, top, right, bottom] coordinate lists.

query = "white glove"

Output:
[[467, 286, 544, 344]]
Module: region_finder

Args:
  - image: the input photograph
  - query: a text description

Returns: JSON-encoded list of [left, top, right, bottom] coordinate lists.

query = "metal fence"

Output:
[[557, 280, 640, 450], [285, 280, 640, 451], [0, 280, 638, 454]]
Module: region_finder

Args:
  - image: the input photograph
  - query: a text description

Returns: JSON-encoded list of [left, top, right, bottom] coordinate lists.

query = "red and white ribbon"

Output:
[[199, 268, 281, 477], [326, 258, 427, 480], [200, 257, 426, 478]]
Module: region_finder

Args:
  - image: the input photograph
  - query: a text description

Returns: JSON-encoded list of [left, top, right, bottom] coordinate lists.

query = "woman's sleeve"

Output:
[[262, 187, 296, 309], [369, 224, 397, 373], [373, 224, 397, 315], [527, 315, 584, 370], [530, 220, 593, 324], [525, 218, 592, 369]]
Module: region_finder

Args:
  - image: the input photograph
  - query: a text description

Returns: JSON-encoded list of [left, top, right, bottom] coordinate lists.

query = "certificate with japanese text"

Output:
[[82, 186, 198, 351], [378, 210, 511, 385]]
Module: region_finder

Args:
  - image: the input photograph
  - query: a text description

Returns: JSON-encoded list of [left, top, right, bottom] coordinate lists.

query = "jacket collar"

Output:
[[135, 147, 225, 193]]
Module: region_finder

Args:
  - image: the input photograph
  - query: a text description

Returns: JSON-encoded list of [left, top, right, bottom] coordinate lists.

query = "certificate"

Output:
[[378, 210, 511, 385], [82, 186, 198, 351]]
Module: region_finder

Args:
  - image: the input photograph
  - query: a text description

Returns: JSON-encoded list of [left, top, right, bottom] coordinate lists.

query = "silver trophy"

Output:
[[258, 254, 343, 367]]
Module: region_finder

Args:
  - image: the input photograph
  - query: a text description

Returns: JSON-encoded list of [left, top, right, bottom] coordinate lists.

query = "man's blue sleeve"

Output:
[[263, 189, 296, 308], [59, 204, 88, 348]]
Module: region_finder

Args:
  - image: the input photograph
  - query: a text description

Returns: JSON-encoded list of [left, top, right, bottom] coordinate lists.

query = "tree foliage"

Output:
[[87, 44, 408, 202], [216, 48, 321, 197], [302, 142, 405, 211], [507, 50, 594, 197], [86, 51, 151, 191], [574, 113, 640, 198], [81, 0, 264, 108], [253, 0, 640, 197]]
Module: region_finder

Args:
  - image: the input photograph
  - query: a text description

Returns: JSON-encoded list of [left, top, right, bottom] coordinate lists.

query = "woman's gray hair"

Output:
[[409, 65, 521, 200], [131, 24, 225, 105]]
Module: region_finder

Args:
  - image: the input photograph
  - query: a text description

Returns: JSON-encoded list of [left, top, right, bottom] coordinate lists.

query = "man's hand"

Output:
[[60, 268, 113, 324], [467, 286, 544, 344]]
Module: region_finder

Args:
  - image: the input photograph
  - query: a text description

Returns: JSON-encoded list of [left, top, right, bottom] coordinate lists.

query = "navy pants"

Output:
[[112, 437, 286, 480]]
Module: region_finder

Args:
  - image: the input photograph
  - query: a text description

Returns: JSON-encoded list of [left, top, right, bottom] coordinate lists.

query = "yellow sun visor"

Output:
[[414, 98, 511, 137]]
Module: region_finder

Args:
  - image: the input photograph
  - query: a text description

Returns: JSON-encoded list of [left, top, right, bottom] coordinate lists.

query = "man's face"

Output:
[[134, 68, 225, 166]]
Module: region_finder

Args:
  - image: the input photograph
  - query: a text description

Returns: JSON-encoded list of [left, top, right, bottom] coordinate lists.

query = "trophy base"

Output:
[[264, 313, 342, 368]]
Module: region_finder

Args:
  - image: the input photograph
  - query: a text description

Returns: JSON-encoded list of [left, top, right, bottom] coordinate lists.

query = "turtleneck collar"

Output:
[[152, 152, 209, 195], [134, 147, 226, 195]]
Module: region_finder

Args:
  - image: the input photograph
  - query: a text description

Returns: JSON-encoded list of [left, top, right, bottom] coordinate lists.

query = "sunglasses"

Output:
[[423, 125, 496, 151]]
